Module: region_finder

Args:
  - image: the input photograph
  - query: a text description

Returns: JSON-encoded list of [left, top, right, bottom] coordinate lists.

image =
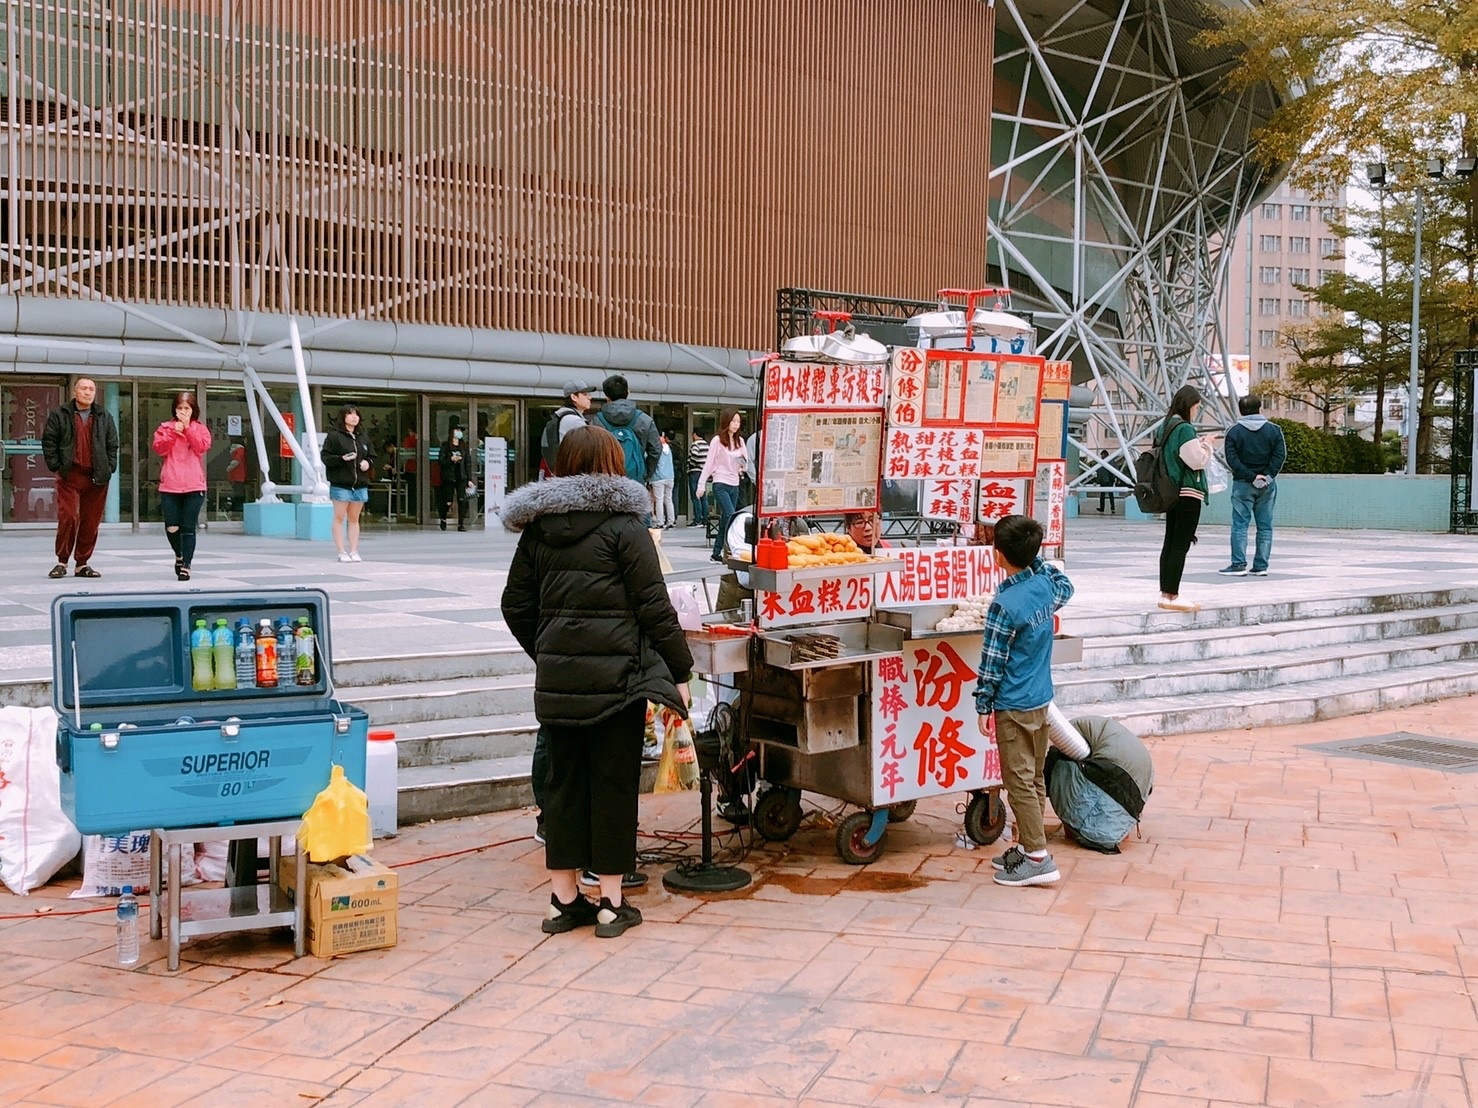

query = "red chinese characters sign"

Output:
[[888, 349, 925, 427], [1033, 460, 1066, 545], [765, 362, 887, 411], [923, 478, 975, 525], [884, 427, 983, 480], [870, 636, 1004, 804], [757, 568, 876, 629], [877, 546, 1006, 607], [977, 477, 1030, 523]]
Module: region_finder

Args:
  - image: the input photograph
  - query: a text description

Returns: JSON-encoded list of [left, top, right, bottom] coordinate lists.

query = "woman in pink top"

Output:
[[152, 390, 212, 580], [695, 408, 750, 562]]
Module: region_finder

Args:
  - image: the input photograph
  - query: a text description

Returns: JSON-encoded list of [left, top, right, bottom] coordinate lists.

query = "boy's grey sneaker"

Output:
[[991, 844, 1024, 871], [1217, 564, 1249, 576], [993, 850, 1060, 886], [1250, 568, 1269, 576], [594, 897, 643, 938], [541, 893, 598, 934]]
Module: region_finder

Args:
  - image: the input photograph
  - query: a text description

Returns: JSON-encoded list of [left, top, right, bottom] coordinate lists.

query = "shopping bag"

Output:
[[1205, 452, 1231, 495], [298, 764, 372, 862], [653, 707, 700, 793], [649, 527, 674, 574]]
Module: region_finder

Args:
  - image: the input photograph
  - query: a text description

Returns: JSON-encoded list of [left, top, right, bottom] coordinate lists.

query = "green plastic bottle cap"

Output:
[[89, 722, 103, 730]]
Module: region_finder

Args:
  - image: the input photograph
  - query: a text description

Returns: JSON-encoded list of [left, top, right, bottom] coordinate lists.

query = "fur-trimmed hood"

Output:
[[500, 473, 650, 544]]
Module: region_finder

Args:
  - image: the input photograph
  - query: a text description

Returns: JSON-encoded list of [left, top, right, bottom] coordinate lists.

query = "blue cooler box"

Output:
[[53, 588, 368, 835]]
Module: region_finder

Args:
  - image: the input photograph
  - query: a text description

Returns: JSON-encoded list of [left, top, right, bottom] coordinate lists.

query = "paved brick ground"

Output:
[[4, 695, 1477, 1106]]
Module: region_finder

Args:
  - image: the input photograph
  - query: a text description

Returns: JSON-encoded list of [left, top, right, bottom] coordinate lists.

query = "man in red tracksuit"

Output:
[[41, 378, 120, 579]]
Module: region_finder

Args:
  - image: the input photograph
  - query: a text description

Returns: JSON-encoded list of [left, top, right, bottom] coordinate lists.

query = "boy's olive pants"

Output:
[[995, 706, 1051, 852]]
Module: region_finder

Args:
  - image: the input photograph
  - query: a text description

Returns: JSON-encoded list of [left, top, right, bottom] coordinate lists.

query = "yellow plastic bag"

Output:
[[298, 764, 373, 862], [653, 706, 699, 794]]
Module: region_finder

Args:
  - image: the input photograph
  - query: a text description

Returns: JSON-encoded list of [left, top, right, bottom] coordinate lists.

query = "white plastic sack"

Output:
[[1046, 702, 1091, 760], [72, 832, 154, 898], [195, 840, 229, 883], [1206, 452, 1231, 495], [667, 582, 705, 633], [0, 705, 80, 895]]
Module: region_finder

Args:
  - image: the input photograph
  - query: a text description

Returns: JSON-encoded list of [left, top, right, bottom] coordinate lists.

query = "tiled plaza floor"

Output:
[[3, 695, 1477, 1106]]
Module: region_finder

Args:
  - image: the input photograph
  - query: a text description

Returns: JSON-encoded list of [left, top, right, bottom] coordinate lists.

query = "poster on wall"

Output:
[[1037, 399, 1068, 461], [760, 410, 883, 515], [1042, 359, 1073, 401], [885, 427, 984, 480], [994, 359, 1042, 426], [977, 477, 1030, 522], [1033, 460, 1067, 544], [978, 433, 1037, 477], [870, 638, 1005, 805], [765, 361, 887, 410], [961, 355, 999, 424], [922, 478, 976, 525]]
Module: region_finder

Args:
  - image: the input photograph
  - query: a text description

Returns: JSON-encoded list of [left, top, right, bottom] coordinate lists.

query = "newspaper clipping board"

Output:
[[758, 361, 886, 517]]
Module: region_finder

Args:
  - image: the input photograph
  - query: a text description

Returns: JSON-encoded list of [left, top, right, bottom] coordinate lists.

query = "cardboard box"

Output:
[[282, 854, 398, 957]]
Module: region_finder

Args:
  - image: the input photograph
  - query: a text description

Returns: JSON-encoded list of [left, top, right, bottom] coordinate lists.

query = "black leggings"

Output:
[[541, 699, 645, 875], [161, 490, 205, 568], [1159, 496, 1201, 595]]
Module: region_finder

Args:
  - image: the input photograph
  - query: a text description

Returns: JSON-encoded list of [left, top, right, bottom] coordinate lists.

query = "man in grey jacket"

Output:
[[1219, 395, 1287, 577]]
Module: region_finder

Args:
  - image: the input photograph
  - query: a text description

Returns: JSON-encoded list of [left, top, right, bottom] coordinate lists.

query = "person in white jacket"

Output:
[[694, 409, 750, 562]]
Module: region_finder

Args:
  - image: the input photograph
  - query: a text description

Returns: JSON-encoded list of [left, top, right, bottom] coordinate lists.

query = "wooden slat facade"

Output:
[[0, 0, 993, 350]]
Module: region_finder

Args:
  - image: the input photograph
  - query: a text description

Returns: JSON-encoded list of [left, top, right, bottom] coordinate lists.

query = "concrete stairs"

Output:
[[1054, 587, 1478, 736]]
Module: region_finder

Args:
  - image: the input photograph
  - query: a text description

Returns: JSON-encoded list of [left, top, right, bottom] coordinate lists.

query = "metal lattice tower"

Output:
[[989, 0, 1280, 487]]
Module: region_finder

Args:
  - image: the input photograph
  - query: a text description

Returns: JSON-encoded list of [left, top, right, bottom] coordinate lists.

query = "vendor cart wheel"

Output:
[[753, 788, 803, 841], [964, 790, 1007, 846], [886, 800, 918, 823], [836, 811, 886, 866]]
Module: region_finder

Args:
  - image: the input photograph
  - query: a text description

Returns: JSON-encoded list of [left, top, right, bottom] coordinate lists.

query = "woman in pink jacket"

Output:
[[152, 391, 212, 580]]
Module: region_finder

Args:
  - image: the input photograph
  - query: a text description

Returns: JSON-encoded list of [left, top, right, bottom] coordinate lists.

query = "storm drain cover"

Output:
[[1304, 733, 1478, 773]]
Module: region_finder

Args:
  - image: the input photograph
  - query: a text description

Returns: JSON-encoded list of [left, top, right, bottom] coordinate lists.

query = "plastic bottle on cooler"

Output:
[[255, 619, 278, 688], [275, 617, 295, 685], [116, 885, 139, 966], [212, 618, 236, 690], [234, 619, 256, 687], [294, 616, 317, 686], [190, 619, 214, 691]]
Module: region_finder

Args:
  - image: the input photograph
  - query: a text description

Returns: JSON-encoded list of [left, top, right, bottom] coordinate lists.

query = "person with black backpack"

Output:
[[1156, 385, 1215, 612], [539, 381, 594, 478]]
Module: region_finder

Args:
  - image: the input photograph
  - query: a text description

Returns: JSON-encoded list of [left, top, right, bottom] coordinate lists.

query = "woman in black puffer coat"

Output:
[[500, 425, 692, 939]]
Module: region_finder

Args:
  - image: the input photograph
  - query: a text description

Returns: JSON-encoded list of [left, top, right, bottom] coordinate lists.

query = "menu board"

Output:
[[760, 410, 883, 515], [979, 433, 1037, 477]]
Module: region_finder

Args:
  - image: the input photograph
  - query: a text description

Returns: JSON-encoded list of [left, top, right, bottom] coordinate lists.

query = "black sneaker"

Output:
[[533, 815, 545, 845], [594, 897, 643, 938], [541, 892, 598, 934], [580, 869, 648, 890]]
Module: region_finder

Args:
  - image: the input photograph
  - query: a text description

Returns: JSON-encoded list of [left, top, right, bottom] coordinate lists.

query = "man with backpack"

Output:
[[594, 374, 661, 486], [539, 381, 594, 478]]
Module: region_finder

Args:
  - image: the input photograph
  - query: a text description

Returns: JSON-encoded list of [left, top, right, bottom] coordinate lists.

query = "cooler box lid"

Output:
[[52, 587, 339, 717]]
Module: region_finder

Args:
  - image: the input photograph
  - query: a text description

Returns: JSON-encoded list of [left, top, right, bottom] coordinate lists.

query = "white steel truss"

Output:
[[989, 0, 1279, 491]]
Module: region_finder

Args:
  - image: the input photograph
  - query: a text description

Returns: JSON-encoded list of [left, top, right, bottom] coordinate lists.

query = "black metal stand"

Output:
[[662, 763, 751, 894]]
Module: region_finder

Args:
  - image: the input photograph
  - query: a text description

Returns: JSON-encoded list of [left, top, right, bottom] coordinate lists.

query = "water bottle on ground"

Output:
[[275, 617, 295, 685], [116, 885, 139, 966], [190, 620, 214, 691], [212, 618, 236, 690], [255, 619, 278, 688], [294, 616, 317, 686], [234, 619, 256, 687]]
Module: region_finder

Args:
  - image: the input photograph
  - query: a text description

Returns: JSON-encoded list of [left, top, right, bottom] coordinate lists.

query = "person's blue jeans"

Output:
[[1230, 479, 1277, 572], [711, 482, 739, 559], [688, 471, 708, 524]]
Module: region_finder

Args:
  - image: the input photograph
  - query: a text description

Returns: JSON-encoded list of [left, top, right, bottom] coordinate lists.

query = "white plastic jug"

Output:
[[365, 730, 399, 838]]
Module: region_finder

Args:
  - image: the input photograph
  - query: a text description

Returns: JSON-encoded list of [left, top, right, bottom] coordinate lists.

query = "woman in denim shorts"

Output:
[[322, 405, 374, 562]]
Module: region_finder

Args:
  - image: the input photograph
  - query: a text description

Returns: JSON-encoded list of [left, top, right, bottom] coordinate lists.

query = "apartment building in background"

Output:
[[1221, 181, 1351, 430]]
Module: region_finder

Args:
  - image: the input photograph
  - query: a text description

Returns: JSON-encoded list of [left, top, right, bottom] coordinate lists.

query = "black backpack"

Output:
[[1132, 416, 1183, 514]]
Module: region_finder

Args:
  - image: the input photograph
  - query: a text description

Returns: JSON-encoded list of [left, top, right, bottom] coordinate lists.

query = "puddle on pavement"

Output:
[[759, 870, 926, 897]]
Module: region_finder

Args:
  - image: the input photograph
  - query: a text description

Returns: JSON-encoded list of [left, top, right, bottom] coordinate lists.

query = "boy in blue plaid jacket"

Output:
[[973, 515, 1075, 886]]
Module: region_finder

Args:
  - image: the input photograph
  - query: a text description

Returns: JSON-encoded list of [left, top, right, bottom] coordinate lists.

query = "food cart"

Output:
[[688, 290, 1080, 865]]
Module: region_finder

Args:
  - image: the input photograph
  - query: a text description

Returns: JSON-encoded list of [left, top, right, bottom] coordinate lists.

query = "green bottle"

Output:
[[190, 619, 214, 691], [212, 618, 236, 690]]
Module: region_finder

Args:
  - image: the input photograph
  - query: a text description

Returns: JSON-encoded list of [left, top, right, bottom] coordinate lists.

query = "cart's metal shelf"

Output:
[[758, 621, 905, 671], [875, 605, 1083, 662]]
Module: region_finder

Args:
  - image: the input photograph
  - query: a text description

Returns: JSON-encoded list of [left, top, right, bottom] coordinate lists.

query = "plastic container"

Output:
[[234, 619, 256, 687], [275, 617, 295, 686], [255, 619, 278, 688], [189, 620, 213, 691], [294, 617, 317, 686], [365, 730, 399, 838], [116, 885, 139, 966], [212, 618, 236, 690]]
